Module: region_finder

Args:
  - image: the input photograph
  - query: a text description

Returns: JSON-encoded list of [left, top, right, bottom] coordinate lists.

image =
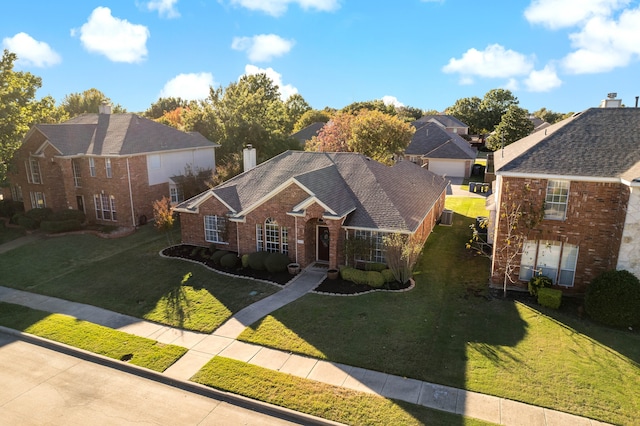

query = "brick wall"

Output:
[[492, 177, 628, 293]]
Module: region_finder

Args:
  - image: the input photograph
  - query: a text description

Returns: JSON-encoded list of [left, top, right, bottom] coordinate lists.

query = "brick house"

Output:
[[489, 100, 640, 294], [175, 149, 448, 269], [414, 114, 469, 135], [7, 105, 218, 227], [403, 121, 477, 178]]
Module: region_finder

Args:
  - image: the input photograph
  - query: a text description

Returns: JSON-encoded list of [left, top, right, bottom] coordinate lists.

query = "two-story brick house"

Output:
[[7, 105, 218, 227], [175, 149, 448, 269], [489, 100, 640, 293]]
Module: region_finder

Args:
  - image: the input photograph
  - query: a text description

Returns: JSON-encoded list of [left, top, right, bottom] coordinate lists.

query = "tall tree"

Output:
[[396, 106, 425, 123], [445, 96, 482, 134], [486, 105, 534, 151], [341, 99, 395, 115], [293, 109, 332, 133], [144, 97, 188, 119], [61, 88, 126, 117], [283, 93, 311, 134], [532, 107, 571, 124], [306, 111, 354, 152], [478, 89, 519, 132], [0, 50, 65, 184]]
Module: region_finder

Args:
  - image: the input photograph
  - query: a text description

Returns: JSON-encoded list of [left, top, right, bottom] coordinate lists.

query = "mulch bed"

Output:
[[161, 244, 412, 295]]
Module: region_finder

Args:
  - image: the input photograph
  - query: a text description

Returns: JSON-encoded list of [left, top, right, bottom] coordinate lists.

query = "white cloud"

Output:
[[230, 0, 340, 17], [146, 0, 180, 18], [159, 73, 215, 100], [524, 0, 629, 29], [504, 78, 520, 91], [562, 9, 640, 73], [231, 34, 294, 62], [243, 64, 298, 100], [73, 7, 150, 63], [382, 96, 404, 108], [442, 44, 534, 79], [524, 65, 562, 91], [2, 33, 61, 67]]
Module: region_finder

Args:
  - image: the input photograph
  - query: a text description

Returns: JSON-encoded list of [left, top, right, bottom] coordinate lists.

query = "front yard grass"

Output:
[[0, 219, 25, 244], [192, 357, 492, 426], [0, 224, 279, 333], [0, 302, 187, 372], [236, 197, 640, 426]]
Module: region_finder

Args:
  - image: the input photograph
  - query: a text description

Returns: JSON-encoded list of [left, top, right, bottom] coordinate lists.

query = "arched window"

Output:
[[257, 218, 288, 255]]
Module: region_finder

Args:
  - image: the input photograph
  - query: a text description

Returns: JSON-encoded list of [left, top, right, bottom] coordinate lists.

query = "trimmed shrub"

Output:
[[537, 287, 562, 309], [381, 269, 396, 283], [190, 247, 201, 257], [40, 219, 82, 234], [265, 252, 291, 273], [16, 215, 38, 230], [364, 262, 387, 272], [367, 271, 385, 288], [340, 266, 368, 285], [241, 254, 250, 268], [25, 207, 53, 222], [50, 209, 85, 223], [211, 250, 229, 266], [220, 253, 239, 269], [585, 270, 640, 327], [528, 275, 553, 296], [0, 200, 24, 218], [248, 251, 270, 271]]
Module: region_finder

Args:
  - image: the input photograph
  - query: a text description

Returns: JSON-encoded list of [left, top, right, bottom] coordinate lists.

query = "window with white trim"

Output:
[[257, 218, 288, 255], [256, 224, 264, 251], [518, 240, 579, 286], [94, 193, 117, 221], [29, 192, 46, 209], [26, 158, 41, 184], [169, 185, 184, 204], [105, 158, 112, 178], [544, 180, 569, 220], [72, 159, 82, 187], [89, 158, 96, 177], [11, 185, 23, 202], [353, 230, 387, 264], [204, 215, 226, 243]]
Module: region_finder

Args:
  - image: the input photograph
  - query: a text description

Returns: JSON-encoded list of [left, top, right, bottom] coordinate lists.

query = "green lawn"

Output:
[[0, 225, 279, 333], [0, 219, 25, 244], [0, 302, 187, 372], [236, 198, 640, 426]]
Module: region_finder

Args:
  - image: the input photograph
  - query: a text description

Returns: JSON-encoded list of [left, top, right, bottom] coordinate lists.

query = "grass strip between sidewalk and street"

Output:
[[192, 356, 494, 426], [0, 302, 187, 372]]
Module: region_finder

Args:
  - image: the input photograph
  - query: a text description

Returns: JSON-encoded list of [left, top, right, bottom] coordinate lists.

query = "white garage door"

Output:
[[428, 159, 466, 177]]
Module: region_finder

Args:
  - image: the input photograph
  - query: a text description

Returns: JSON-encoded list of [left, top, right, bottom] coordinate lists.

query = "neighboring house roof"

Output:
[[290, 122, 326, 144], [30, 113, 218, 157], [414, 114, 469, 129], [176, 151, 448, 233], [495, 108, 640, 182], [529, 116, 551, 133], [406, 122, 476, 160]]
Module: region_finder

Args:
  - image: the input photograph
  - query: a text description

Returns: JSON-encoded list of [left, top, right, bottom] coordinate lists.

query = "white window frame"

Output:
[[204, 215, 226, 243], [544, 180, 569, 220], [72, 159, 82, 187], [29, 192, 46, 209], [257, 218, 288, 255], [353, 230, 387, 264], [256, 224, 264, 252], [11, 185, 23, 202], [94, 193, 117, 221], [105, 158, 112, 178], [519, 240, 579, 287], [169, 184, 184, 204], [26, 158, 42, 184], [89, 158, 96, 177]]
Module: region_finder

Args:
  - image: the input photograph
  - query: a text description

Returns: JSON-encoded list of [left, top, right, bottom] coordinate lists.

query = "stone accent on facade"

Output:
[[617, 186, 640, 277]]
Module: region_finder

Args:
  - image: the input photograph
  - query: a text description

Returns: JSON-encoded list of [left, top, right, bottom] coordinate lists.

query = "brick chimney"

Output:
[[98, 102, 112, 114], [243, 145, 256, 172]]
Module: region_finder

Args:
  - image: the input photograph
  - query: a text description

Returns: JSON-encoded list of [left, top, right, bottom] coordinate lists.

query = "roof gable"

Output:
[[415, 114, 469, 129], [406, 122, 476, 160]]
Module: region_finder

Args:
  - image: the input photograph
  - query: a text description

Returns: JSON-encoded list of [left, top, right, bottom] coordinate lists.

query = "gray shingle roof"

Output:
[[415, 114, 469, 129], [290, 122, 326, 144], [496, 108, 640, 181], [177, 151, 448, 233], [34, 113, 217, 156], [406, 122, 476, 160]]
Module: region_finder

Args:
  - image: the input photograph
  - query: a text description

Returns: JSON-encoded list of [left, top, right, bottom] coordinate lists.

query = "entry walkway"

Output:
[[0, 281, 609, 426]]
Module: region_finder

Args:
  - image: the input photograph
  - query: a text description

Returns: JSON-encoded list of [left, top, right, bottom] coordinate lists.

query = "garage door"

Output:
[[428, 160, 466, 177]]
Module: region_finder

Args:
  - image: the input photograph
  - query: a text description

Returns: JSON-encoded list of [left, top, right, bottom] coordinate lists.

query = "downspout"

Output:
[[236, 217, 240, 255], [295, 216, 298, 264], [126, 157, 136, 227]]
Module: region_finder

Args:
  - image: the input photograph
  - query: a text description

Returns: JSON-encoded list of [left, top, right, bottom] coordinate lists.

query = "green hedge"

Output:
[[0, 200, 24, 218], [248, 252, 270, 271], [220, 253, 239, 269], [265, 252, 291, 273], [25, 207, 53, 222], [585, 270, 640, 327], [49, 209, 85, 222], [241, 254, 250, 268], [381, 269, 396, 283], [528, 275, 552, 296], [367, 271, 385, 288], [16, 215, 38, 230], [537, 287, 562, 309], [363, 262, 387, 272], [211, 250, 229, 266], [40, 219, 82, 234]]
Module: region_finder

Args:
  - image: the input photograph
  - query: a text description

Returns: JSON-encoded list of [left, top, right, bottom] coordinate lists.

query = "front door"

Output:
[[317, 226, 330, 262], [76, 196, 85, 213]]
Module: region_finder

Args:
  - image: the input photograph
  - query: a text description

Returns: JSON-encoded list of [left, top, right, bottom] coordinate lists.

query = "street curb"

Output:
[[0, 327, 344, 426]]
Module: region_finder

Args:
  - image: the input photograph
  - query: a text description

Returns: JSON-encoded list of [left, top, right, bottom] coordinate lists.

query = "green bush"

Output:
[[16, 215, 38, 230], [220, 253, 239, 269], [40, 219, 82, 234], [49, 209, 85, 222], [528, 274, 553, 296], [585, 270, 640, 327], [364, 262, 387, 272], [367, 271, 385, 288], [208, 243, 217, 255], [340, 267, 369, 285], [381, 269, 396, 283], [248, 252, 270, 271], [241, 254, 250, 268], [537, 287, 562, 309], [10, 212, 23, 225], [25, 207, 53, 222], [265, 252, 291, 273], [190, 247, 201, 257], [211, 250, 229, 266], [0, 200, 24, 218]]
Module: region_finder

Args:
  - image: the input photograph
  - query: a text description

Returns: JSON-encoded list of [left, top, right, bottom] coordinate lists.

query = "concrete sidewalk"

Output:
[[0, 284, 609, 426]]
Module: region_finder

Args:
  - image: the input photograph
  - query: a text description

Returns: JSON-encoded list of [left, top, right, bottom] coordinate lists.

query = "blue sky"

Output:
[[3, 0, 640, 115]]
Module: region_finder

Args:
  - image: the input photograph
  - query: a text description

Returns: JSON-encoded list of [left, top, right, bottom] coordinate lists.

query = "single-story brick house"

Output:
[[7, 104, 218, 227], [489, 98, 640, 293], [175, 150, 448, 269], [404, 121, 477, 178]]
